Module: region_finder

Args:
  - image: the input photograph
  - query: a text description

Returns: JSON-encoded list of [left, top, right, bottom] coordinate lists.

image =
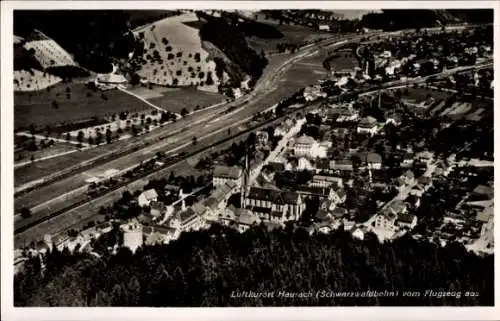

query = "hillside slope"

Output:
[[14, 10, 280, 94], [131, 12, 221, 91]]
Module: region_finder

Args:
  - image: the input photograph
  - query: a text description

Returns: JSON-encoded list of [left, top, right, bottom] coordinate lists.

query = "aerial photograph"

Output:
[[11, 8, 494, 307]]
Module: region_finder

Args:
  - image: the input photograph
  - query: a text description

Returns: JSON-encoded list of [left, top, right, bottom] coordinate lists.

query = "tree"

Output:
[[20, 207, 32, 218], [206, 71, 214, 86], [192, 136, 197, 145], [130, 73, 141, 86], [180, 108, 189, 117], [52, 101, 59, 109], [131, 125, 138, 137], [76, 131, 84, 146], [95, 132, 103, 145], [45, 125, 52, 138], [29, 124, 36, 137], [105, 128, 113, 144]]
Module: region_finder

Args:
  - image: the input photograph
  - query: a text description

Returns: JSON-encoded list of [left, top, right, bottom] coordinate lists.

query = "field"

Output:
[[247, 24, 331, 53], [15, 146, 107, 187], [402, 87, 452, 102], [14, 69, 61, 92], [397, 87, 493, 120], [323, 49, 359, 72], [147, 86, 225, 113], [259, 52, 328, 104], [15, 141, 77, 165], [14, 82, 155, 130]]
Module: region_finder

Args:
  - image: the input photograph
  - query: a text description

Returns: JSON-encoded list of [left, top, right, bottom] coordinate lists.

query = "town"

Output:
[[9, 8, 494, 308]]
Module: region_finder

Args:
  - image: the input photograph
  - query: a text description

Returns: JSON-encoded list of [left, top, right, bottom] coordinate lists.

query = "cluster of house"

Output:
[[441, 180, 494, 250], [121, 172, 243, 253], [303, 84, 327, 102]]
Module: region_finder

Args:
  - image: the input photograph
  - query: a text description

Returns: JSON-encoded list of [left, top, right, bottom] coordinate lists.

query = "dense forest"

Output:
[[14, 10, 137, 73], [198, 12, 270, 88], [360, 9, 493, 31], [15, 224, 493, 306]]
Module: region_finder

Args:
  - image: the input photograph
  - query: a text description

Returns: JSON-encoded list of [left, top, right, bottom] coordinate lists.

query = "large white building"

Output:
[[357, 116, 379, 136], [138, 189, 158, 207], [309, 175, 343, 188], [170, 203, 207, 232], [122, 220, 144, 253], [293, 135, 317, 158]]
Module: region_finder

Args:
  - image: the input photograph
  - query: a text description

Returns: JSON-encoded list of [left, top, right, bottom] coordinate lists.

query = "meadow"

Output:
[[14, 82, 154, 130], [146, 86, 225, 113]]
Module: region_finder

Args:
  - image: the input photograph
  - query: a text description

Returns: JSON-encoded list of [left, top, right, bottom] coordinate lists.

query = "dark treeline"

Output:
[[15, 225, 493, 307], [14, 10, 136, 73], [361, 9, 493, 31], [198, 12, 269, 88]]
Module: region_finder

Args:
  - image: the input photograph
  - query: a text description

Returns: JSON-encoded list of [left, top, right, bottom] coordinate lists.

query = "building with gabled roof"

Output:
[[293, 135, 317, 158], [309, 175, 343, 188], [138, 189, 158, 207], [121, 219, 143, 253], [236, 210, 260, 233], [357, 116, 379, 136], [213, 165, 243, 187], [245, 187, 305, 222], [396, 213, 418, 229], [170, 205, 206, 232], [330, 159, 353, 171]]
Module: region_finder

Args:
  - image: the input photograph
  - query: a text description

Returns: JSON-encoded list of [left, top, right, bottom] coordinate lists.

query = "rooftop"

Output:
[[295, 135, 316, 146], [396, 213, 416, 224], [213, 165, 242, 179], [238, 213, 259, 226], [476, 206, 493, 223], [358, 116, 378, 127], [267, 162, 285, 173], [472, 185, 494, 197], [247, 187, 300, 205], [141, 189, 158, 201]]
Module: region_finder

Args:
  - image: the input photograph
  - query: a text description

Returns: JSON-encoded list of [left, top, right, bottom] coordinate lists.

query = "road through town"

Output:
[[15, 26, 481, 247], [14, 33, 362, 211]]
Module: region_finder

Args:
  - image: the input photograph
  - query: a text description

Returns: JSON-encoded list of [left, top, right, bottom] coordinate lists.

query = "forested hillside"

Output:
[[14, 10, 136, 73], [360, 9, 493, 30], [197, 12, 271, 88], [14, 225, 494, 306]]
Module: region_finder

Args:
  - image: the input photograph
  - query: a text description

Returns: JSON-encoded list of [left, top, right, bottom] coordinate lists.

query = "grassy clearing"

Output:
[[15, 141, 77, 164], [254, 51, 328, 107], [15, 146, 106, 186], [324, 50, 359, 71], [247, 24, 331, 53], [403, 87, 452, 102], [127, 85, 181, 100], [14, 82, 154, 130], [147, 87, 224, 113]]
